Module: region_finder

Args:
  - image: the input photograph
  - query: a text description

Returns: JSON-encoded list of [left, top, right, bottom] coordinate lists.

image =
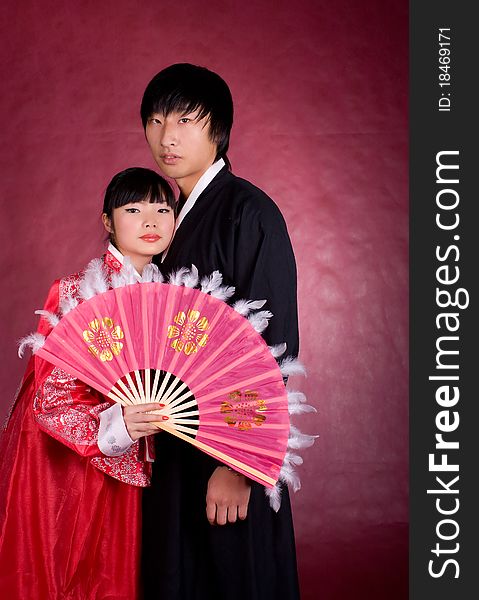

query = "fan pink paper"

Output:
[[36, 282, 290, 488]]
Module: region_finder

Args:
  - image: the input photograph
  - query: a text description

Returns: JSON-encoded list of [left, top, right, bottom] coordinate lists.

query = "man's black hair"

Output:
[[140, 63, 234, 168]]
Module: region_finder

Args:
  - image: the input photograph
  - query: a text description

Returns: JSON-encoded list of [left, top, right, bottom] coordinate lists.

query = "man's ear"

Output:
[[102, 213, 113, 234]]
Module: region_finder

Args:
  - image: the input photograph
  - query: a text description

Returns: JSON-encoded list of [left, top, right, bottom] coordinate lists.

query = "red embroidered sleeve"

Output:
[[33, 366, 110, 457], [33, 365, 151, 486]]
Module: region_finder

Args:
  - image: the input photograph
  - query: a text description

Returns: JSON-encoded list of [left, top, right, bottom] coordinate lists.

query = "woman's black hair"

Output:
[[102, 167, 176, 218], [140, 63, 234, 168]]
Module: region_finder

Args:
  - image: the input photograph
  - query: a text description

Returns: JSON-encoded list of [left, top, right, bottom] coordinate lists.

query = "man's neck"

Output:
[[176, 159, 225, 211], [175, 157, 226, 200], [176, 169, 211, 200], [176, 193, 188, 216]]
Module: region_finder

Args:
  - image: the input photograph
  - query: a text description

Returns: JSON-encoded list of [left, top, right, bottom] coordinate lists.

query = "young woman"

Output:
[[0, 167, 176, 600]]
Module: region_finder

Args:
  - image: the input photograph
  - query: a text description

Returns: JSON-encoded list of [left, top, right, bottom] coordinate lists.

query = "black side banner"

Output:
[[410, 2, 478, 598]]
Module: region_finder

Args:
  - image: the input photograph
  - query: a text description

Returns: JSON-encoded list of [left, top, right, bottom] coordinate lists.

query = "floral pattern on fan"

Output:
[[220, 390, 267, 431], [167, 309, 209, 355], [82, 317, 124, 362]]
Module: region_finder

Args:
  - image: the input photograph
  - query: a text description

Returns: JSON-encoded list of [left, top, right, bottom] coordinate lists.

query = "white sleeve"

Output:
[[98, 403, 134, 456]]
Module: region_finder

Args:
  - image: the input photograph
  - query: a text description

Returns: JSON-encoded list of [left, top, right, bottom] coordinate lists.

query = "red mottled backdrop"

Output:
[[0, 1, 408, 598]]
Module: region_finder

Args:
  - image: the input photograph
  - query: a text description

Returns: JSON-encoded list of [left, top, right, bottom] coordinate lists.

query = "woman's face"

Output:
[[102, 199, 175, 271]]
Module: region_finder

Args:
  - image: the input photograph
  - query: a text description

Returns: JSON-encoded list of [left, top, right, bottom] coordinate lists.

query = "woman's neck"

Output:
[[108, 243, 152, 276], [129, 255, 152, 275]]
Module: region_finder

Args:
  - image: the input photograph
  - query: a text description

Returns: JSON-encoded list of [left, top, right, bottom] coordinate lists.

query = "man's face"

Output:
[[145, 110, 218, 197]]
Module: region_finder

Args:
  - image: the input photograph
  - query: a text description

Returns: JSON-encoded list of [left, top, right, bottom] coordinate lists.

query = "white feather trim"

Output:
[[287, 390, 316, 415], [183, 265, 199, 288], [288, 425, 318, 449], [288, 403, 317, 415], [200, 271, 223, 294], [265, 484, 282, 512], [232, 299, 266, 316], [283, 451, 303, 467], [278, 463, 301, 492], [34, 310, 60, 328], [59, 295, 79, 316], [110, 258, 138, 288], [268, 342, 287, 358], [264, 453, 307, 511], [279, 357, 306, 377], [287, 390, 307, 404], [209, 285, 235, 301], [79, 258, 108, 300], [247, 310, 272, 334], [78, 276, 95, 300], [168, 267, 189, 286], [18, 333, 45, 358], [141, 263, 163, 283], [110, 271, 125, 288]]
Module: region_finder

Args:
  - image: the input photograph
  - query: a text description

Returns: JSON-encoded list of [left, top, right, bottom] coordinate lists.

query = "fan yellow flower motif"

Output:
[[167, 309, 209, 355], [82, 317, 124, 362], [220, 390, 267, 431]]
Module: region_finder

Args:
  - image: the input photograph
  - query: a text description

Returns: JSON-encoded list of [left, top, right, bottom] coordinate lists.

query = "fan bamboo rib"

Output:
[[194, 369, 281, 403], [159, 424, 276, 487], [176, 320, 251, 386]]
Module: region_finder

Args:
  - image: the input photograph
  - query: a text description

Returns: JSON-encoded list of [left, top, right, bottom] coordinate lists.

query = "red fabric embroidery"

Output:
[[104, 250, 123, 272], [59, 271, 83, 303], [33, 367, 109, 447]]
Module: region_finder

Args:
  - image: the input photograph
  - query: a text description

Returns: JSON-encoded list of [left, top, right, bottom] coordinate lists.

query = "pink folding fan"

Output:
[[35, 278, 292, 488]]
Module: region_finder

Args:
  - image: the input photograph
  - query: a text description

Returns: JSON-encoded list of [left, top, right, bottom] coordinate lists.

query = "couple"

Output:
[[0, 64, 300, 600]]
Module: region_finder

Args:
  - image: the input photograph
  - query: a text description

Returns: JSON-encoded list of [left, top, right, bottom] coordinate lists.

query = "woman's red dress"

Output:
[[0, 253, 150, 599]]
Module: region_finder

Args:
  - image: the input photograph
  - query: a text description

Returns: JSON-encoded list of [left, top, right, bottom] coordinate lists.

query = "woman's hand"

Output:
[[206, 466, 251, 525], [122, 403, 163, 441]]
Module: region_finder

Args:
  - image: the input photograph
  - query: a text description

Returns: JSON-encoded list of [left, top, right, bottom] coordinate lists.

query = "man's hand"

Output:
[[123, 402, 163, 441], [206, 466, 251, 525]]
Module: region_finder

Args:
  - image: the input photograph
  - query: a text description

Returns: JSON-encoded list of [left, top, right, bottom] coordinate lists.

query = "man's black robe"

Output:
[[143, 167, 300, 600]]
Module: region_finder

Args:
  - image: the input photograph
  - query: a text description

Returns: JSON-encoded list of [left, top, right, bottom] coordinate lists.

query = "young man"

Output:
[[141, 63, 300, 600]]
